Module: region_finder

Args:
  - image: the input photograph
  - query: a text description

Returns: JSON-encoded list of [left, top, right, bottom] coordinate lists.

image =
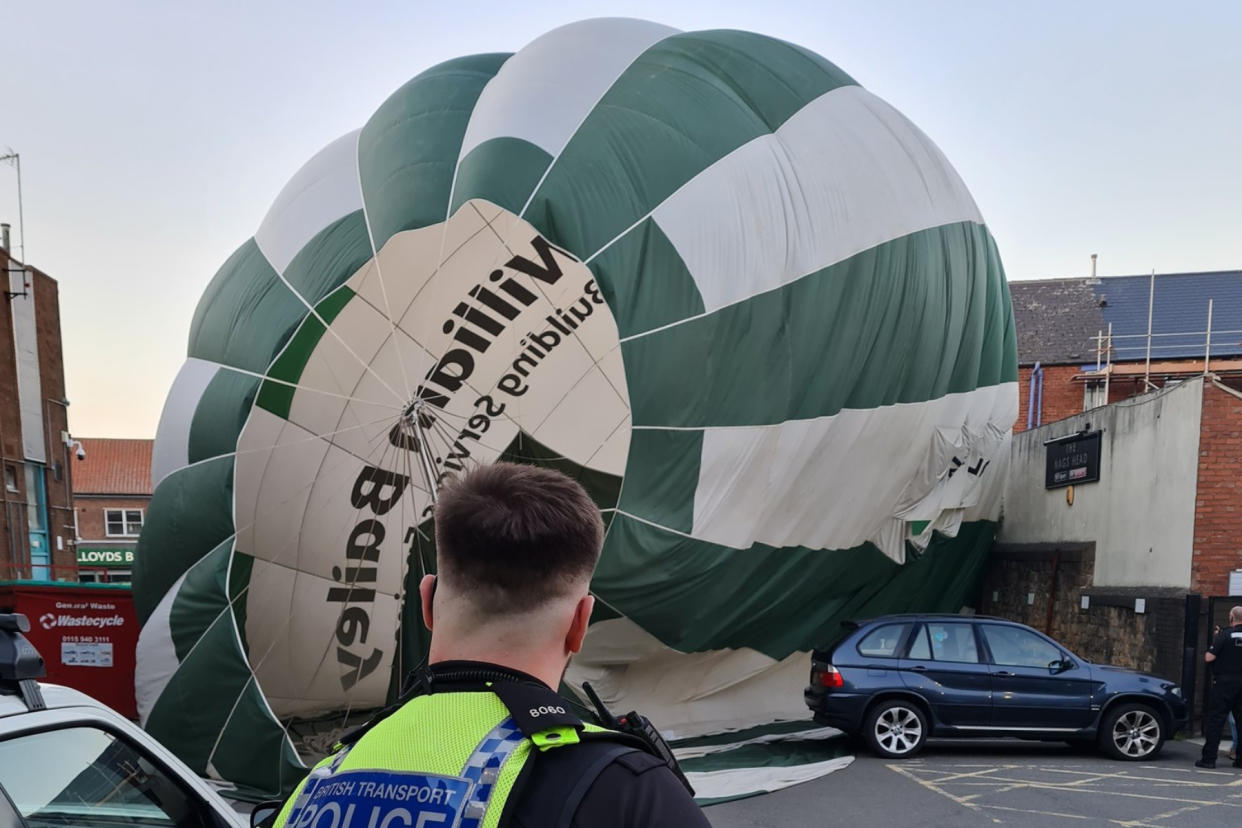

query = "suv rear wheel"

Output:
[[864, 699, 929, 759], [1098, 703, 1164, 760]]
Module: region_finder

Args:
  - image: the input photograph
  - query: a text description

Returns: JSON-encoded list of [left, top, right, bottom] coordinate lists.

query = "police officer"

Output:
[[271, 462, 710, 827], [1196, 606, 1242, 769]]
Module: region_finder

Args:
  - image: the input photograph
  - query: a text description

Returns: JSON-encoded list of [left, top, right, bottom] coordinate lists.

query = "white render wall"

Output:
[[999, 378, 1202, 589], [9, 267, 45, 462]]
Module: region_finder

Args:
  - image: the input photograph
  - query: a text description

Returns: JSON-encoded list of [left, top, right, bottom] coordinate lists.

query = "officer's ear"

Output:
[[419, 574, 437, 631], [566, 594, 594, 655]]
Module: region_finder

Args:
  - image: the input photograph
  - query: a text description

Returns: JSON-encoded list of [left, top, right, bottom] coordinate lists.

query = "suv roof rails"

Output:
[[0, 613, 47, 711]]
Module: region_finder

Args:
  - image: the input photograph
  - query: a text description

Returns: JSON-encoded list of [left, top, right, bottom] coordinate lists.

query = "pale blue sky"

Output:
[[2, 1, 1239, 437]]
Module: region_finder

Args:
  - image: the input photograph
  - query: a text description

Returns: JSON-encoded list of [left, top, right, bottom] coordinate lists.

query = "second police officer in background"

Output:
[[1197, 606, 1242, 769]]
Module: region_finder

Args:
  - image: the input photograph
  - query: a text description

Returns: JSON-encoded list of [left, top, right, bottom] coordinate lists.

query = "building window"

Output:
[[105, 509, 143, 537], [80, 568, 130, 585], [3, 464, 16, 493], [1083, 380, 1107, 411]]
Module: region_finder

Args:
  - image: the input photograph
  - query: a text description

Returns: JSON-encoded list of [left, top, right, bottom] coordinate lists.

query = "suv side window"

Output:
[[857, 623, 912, 658], [924, 623, 980, 663], [981, 624, 1062, 669], [0, 725, 222, 827]]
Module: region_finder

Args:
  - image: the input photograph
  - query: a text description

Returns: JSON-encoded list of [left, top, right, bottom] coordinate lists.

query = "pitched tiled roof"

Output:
[[1010, 279, 1107, 366], [1096, 271, 1242, 364], [73, 438, 153, 495], [1010, 270, 1242, 365]]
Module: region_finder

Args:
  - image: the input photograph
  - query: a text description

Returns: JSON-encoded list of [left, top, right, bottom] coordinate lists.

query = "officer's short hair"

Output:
[[434, 462, 604, 613]]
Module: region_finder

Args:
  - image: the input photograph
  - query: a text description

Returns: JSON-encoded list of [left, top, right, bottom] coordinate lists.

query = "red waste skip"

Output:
[[0, 581, 139, 719]]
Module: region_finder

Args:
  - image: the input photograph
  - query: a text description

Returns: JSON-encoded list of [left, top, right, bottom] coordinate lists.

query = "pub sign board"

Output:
[[1045, 430, 1102, 489]]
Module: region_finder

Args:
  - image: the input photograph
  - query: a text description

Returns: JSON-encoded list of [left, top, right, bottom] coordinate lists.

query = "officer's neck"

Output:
[[427, 636, 567, 691]]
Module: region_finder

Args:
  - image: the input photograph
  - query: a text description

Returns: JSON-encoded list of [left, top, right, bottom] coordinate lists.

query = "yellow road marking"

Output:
[[1040, 766, 1242, 788], [886, 763, 982, 811], [891, 757, 1242, 823], [929, 766, 1019, 784], [964, 778, 1236, 808], [1111, 802, 1207, 827], [911, 766, 1234, 794], [981, 803, 1092, 820]]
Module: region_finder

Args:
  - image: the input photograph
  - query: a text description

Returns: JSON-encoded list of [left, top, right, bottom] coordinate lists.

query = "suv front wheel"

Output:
[[1098, 703, 1165, 760], [864, 699, 929, 759]]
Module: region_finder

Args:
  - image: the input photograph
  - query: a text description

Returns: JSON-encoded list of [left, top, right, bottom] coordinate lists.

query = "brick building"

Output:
[[990, 269, 1242, 723], [1, 241, 77, 581], [72, 438, 153, 584], [1010, 270, 1242, 432], [1005, 269, 1242, 596]]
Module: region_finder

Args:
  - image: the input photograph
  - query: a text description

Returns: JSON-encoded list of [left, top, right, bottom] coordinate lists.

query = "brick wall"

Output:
[[75, 496, 150, 541], [1016, 364, 1088, 433], [0, 249, 74, 578], [1191, 381, 1242, 595], [1015, 363, 1179, 434]]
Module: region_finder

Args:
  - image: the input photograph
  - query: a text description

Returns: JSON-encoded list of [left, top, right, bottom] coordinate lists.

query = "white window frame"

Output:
[[3, 464, 16, 493], [104, 508, 144, 538]]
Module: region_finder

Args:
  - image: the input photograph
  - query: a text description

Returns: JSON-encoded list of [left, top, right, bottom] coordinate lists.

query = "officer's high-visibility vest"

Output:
[[274, 686, 614, 828]]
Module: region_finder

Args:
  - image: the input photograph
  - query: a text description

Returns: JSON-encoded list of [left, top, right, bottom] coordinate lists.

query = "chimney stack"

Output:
[[1, 223, 9, 253], [1090, 253, 1098, 279]]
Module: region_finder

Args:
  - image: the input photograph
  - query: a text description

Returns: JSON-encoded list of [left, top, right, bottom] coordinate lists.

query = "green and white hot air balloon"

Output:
[[134, 18, 1017, 802]]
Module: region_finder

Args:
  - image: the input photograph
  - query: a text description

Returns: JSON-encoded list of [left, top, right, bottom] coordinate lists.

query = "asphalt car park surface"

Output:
[[706, 738, 1242, 827]]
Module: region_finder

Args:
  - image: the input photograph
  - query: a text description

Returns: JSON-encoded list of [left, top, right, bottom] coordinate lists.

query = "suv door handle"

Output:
[[910, 665, 927, 671], [993, 671, 1014, 677]]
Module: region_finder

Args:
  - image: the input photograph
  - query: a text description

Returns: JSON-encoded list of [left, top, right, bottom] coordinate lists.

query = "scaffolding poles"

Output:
[[1144, 269, 1155, 390], [1082, 271, 1228, 394], [1204, 298, 1214, 376], [1090, 325, 1114, 408], [1104, 322, 1112, 401], [1131, 270, 1218, 386]]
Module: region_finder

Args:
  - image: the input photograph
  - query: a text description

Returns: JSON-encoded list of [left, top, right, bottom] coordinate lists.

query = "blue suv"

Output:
[[804, 614, 1187, 760]]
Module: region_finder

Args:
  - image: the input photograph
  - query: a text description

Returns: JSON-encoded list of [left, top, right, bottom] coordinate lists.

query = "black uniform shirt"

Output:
[[509, 734, 712, 828], [1209, 624, 1242, 676]]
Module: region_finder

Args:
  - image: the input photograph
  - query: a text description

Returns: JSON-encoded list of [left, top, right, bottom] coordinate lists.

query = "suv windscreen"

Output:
[[0, 725, 222, 827], [856, 623, 912, 658]]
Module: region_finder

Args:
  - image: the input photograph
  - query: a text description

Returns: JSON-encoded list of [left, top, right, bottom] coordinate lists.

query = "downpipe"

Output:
[[1026, 362, 1043, 430]]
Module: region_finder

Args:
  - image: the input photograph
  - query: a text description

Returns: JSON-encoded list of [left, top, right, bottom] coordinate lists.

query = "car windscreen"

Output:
[[0, 725, 224, 828]]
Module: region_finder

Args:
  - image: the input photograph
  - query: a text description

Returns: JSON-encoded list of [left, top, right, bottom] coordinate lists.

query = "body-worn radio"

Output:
[[581, 681, 694, 795]]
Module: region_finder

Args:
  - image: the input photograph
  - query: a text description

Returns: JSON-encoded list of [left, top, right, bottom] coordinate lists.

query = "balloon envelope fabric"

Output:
[[134, 18, 1017, 800]]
